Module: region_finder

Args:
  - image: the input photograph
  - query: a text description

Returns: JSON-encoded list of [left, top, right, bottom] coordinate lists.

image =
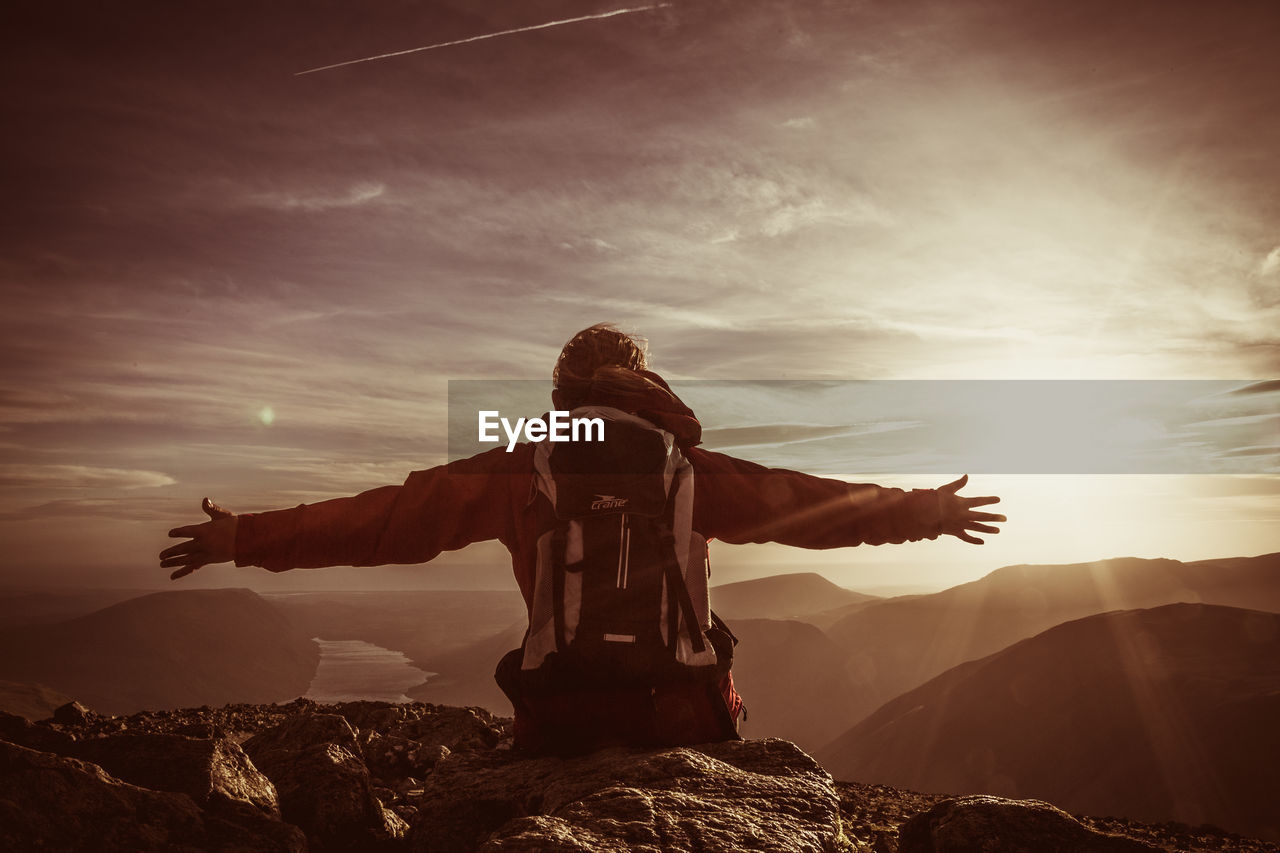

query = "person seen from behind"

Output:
[[160, 324, 1005, 753]]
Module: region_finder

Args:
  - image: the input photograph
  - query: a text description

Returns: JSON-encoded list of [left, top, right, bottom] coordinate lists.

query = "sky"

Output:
[[1, 0, 1277, 593]]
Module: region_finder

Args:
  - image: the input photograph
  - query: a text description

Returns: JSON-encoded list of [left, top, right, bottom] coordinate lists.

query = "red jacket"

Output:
[[234, 400, 945, 608]]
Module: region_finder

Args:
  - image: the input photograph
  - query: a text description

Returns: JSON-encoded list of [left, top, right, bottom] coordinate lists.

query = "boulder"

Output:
[[0, 709, 76, 753], [898, 795, 1160, 853], [73, 732, 281, 816], [334, 700, 507, 752], [364, 730, 451, 780], [244, 712, 407, 851], [52, 699, 95, 725], [410, 737, 843, 853], [375, 705, 506, 753], [0, 739, 303, 852]]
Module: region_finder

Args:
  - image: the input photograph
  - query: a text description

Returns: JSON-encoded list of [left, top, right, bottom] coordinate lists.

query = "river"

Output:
[[304, 638, 434, 704]]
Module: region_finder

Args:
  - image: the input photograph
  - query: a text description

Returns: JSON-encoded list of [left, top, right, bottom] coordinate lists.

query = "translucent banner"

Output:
[[447, 379, 1278, 475]]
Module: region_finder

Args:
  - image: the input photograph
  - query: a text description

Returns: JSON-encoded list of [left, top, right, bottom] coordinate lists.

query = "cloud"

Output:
[[1260, 247, 1280, 277], [700, 421, 917, 450], [1213, 446, 1280, 459], [249, 181, 387, 212], [760, 199, 832, 237], [0, 465, 177, 490], [557, 237, 620, 253], [708, 168, 891, 237], [0, 496, 182, 523], [781, 117, 816, 129], [258, 459, 425, 493], [1229, 380, 1280, 396]]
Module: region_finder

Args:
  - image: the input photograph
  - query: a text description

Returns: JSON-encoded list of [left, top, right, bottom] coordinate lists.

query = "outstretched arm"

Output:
[[160, 498, 238, 580], [160, 445, 533, 580], [934, 474, 1004, 544], [688, 448, 1004, 548]]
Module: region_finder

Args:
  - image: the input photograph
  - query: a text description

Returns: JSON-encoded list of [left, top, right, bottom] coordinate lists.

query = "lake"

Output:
[[304, 638, 434, 704]]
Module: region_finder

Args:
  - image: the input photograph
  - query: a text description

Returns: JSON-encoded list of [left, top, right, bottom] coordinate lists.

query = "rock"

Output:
[[338, 701, 507, 753], [0, 709, 76, 753], [340, 703, 501, 789], [52, 700, 95, 725], [410, 737, 842, 853], [389, 709, 504, 752], [0, 739, 303, 852], [203, 799, 309, 853], [73, 732, 281, 816], [364, 731, 451, 780], [898, 795, 1160, 853], [244, 712, 406, 851]]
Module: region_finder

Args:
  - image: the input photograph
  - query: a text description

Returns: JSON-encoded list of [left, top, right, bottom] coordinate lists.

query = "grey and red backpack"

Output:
[[495, 405, 743, 752]]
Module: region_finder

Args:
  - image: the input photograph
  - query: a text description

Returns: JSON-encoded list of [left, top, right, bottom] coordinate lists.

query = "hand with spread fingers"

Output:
[[936, 474, 1005, 544], [160, 497, 238, 580]]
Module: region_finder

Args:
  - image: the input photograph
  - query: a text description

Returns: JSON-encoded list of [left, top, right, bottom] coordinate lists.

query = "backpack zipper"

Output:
[[616, 514, 631, 588]]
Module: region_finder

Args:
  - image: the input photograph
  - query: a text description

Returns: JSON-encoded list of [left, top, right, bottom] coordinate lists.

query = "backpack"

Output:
[[496, 405, 741, 751]]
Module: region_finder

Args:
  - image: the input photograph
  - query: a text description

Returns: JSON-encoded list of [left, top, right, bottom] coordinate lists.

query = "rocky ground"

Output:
[[835, 782, 1277, 853], [1, 698, 1275, 852]]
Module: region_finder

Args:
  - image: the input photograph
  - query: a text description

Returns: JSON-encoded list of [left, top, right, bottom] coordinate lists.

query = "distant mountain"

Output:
[[804, 594, 924, 632], [0, 589, 319, 714], [710, 573, 878, 621], [820, 603, 1280, 841], [729, 619, 863, 753], [0, 589, 154, 629], [825, 553, 1280, 724], [265, 590, 526, 671], [0, 679, 75, 721], [405, 621, 526, 713]]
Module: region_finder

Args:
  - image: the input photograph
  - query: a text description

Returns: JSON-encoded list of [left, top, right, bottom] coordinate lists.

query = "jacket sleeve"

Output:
[[686, 447, 943, 549], [234, 445, 533, 572]]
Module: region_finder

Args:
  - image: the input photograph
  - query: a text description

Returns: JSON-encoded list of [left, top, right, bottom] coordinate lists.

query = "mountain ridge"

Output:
[[819, 602, 1280, 842], [824, 552, 1280, 723], [0, 588, 319, 714]]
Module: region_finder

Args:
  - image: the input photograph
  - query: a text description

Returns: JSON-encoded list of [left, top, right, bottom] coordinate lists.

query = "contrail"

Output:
[[296, 4, 671, 76]]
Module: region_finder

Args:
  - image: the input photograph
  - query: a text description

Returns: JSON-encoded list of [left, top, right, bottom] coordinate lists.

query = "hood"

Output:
[[579, 369, 702, 448]]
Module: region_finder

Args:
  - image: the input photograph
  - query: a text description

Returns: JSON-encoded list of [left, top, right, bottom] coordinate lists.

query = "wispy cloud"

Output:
[[1260, 247, 1280, 277], [0, 497, 182, 523], [249, 182, 387, 212], [1229, 380, 1280, 396], [0, 465, 176, 490]]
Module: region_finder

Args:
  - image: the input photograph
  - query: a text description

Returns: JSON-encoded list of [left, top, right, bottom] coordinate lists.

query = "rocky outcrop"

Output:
[[409, 738, 843, 853], [5, 697, 1275, 853], [72, 732, 280, 816], [244, 711, 408, 851], [0, 708, 76, 753], [344, 702, 504, 782], [898, 796, 1159, 853], [0, 739, 304, 852], [52, 699, 96, 725]]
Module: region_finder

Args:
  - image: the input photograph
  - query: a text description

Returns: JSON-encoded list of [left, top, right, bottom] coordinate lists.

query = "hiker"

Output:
[[160, 324, 1004, 751]]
